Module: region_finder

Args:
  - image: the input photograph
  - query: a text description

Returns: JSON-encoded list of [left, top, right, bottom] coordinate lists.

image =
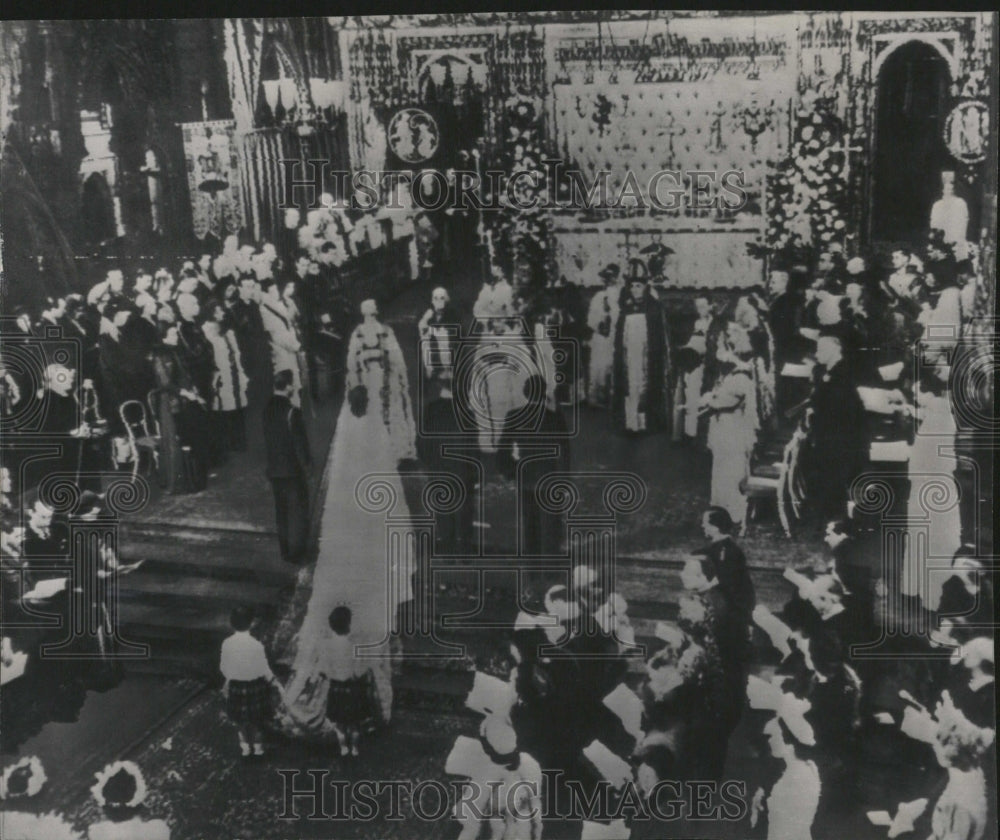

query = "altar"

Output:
[[323, 12, 994, 304], [549, 216, 765, 289]]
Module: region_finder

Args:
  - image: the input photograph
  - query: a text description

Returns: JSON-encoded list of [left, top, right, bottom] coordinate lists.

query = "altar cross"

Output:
[[657, 113, 685, 168], [827, 130, 866, 185]]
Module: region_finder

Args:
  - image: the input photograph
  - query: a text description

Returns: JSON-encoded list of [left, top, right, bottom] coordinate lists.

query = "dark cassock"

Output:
[[415, 292, 468, 552], [496, 375, 570, 557], [611, 259, 672, 434], [62, 302, 102, 390], [825, 529, 879, 659], [684, 583, 744, 781]]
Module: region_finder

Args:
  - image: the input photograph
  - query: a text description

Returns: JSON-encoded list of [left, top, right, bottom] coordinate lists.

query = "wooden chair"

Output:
[[743, 426, 807, 538], [118, 399, 160, 481]]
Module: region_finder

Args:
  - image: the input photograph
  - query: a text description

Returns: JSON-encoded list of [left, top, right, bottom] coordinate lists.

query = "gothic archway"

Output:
[[870, 40, 952, 244]]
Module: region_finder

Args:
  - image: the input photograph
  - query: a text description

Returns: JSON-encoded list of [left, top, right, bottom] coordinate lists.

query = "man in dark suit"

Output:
[[263, 369, 311, 563], [288, 254, 323, 402], [496, 374, 570, 557], [806, 327, 868, 522]]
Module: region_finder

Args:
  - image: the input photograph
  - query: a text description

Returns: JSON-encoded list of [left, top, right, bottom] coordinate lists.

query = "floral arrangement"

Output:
[[484, 93, 551, 291], [761, 100, 848, 257]]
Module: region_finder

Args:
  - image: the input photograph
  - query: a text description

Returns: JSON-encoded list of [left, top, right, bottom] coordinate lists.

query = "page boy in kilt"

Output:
[[220, 606, 279, 757], [319, 606, 370, 758]]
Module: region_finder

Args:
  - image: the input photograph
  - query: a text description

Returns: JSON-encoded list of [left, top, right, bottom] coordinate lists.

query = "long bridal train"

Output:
[[274, 393, 416, 741]]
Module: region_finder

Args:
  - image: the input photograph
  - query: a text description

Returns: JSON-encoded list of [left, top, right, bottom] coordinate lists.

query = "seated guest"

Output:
[[885, 247, 919, 301], [753, 713, 822, 840]]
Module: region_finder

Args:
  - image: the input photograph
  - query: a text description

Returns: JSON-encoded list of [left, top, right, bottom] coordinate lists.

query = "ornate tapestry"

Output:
[[549, 18, 796, 227], [181, 120, 245, 241]]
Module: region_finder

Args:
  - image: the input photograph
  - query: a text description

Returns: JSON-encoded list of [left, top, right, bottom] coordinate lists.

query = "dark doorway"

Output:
[[871, 41, 952, 244], [81, 172, 117, 248]]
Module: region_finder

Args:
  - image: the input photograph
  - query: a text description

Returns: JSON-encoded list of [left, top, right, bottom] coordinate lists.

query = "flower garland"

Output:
[[763, 100, 848, 256]]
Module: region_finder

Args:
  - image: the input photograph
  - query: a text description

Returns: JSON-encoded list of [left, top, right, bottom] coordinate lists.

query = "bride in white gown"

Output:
[[275, 384, 416, 740]]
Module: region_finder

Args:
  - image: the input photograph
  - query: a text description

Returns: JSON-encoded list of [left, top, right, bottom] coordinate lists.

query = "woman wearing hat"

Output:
[[87, 761, 170, 840], [0, 756, 81, 840], [751, 711, 821, 840], [454, 716, 543, 840], [611, 258, 673, 434]]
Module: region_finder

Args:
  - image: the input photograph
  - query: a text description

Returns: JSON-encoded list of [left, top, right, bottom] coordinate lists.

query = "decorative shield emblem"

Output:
[[387, 108, 441, 164], [944, 99, 988, 165]]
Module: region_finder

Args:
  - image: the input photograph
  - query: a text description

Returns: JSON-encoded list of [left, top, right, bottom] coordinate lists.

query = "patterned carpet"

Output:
[[57, 692, 472, 840]]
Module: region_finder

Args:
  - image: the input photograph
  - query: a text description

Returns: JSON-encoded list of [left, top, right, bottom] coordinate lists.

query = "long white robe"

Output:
[[622, 313, 649, 431], [587, 287, 618, 406]]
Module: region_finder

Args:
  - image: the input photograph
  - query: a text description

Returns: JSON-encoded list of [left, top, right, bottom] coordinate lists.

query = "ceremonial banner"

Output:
[[180, 120, 245, 241]]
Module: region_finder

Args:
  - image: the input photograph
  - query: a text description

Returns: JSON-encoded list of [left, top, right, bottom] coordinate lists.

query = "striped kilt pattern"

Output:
[[227, 677, 272, 725], [326, 676, 370, 728]]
